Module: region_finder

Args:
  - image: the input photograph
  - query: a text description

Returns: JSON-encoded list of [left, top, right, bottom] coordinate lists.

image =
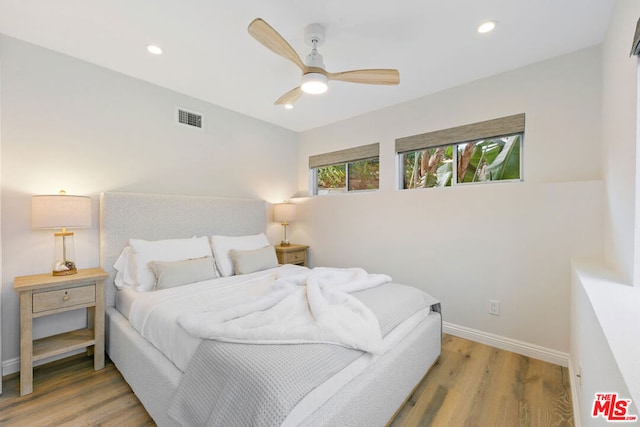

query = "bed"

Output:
[[100, 191, 441, 426]]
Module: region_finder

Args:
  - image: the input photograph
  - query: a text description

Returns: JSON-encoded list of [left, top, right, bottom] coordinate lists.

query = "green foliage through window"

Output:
[[315, 158, 379, 195], [402, 134, 522, 189]]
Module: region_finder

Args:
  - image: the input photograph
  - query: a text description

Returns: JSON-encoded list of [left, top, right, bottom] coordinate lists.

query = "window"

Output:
[[396, 114, 524, 189], [310, 143, 379, 195]]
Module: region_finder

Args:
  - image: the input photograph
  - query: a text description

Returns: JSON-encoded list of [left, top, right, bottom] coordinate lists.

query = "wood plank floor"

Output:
[[390, 334, 573, 427], [0, 334, 573, 426]]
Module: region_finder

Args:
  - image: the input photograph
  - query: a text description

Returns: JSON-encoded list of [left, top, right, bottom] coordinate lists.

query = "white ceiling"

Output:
[[0, 0, 615, 132]]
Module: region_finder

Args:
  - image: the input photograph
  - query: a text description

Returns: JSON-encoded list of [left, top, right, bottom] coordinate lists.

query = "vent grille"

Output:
[[177, 109, 202, 129]]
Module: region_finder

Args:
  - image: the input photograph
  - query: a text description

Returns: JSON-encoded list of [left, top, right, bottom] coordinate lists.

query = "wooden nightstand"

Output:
[[275, 244, 309, 266], [14, 267, 108, 396]]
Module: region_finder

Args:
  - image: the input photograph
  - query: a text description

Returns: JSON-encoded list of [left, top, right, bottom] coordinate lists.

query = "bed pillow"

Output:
[[113, 246, 137, 289], [150, 256, 217, 290], [129, 236, 213, 292], [211, 233, 270, 277], [229, 246, 279, 275]]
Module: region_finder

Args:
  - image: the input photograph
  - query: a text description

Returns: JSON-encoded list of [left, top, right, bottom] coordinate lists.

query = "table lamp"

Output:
[[273, 202, 296, 246], [32, 191, 92, 276]]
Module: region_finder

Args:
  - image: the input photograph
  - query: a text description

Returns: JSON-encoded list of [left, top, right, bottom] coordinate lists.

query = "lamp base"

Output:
[[53, 259, 77, 276], [53, 267, 78, 276], [280, 241, 291, 247]]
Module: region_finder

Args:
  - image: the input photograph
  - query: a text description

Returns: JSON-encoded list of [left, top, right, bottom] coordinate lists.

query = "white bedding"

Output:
[[178, 266, 390, 354], [118, 263, 436, 375], [119, 263, 440, 425], [118, 265, 289, 371]]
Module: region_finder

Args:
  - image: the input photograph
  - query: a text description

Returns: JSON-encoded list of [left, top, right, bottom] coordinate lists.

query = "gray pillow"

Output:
[[229, 245, 279, 275], [150, 256, 218, 290]]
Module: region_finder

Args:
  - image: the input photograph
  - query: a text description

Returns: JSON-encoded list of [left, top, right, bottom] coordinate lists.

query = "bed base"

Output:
[[107, 307, 441, 426]]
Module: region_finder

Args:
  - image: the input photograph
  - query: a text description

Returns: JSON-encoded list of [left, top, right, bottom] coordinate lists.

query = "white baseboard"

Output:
[[2, 348, 86, 377], [2, 357, 21, 377], [443, 321, 569, 367]]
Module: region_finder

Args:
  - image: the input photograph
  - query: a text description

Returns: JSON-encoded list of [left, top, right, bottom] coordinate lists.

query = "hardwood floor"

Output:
[[0, 334, 573, 426], [0, 355, 153, 426], [390, 334, 574, 427]]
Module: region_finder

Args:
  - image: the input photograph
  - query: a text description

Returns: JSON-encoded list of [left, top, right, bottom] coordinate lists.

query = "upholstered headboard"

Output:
[[99, 192, 267, 307]]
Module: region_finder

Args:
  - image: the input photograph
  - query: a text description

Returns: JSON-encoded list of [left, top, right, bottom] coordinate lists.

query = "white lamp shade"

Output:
[[273, 203, 296, 223], [32, 195, 92, 229]]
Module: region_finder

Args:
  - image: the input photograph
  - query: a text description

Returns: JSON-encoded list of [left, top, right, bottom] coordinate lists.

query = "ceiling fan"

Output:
[[247, 18, 400, 108]]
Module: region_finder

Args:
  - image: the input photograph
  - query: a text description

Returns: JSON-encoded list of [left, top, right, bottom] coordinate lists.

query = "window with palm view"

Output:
[[401, 134, 522, 189], [396, 114, 524, 189]]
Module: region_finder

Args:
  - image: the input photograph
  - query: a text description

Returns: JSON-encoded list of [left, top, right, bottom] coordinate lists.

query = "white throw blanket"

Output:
[[178, 267, 391, 354]]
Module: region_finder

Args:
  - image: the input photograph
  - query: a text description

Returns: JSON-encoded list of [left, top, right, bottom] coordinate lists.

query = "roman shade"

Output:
[[309, 143, 379, 169], [395, 113, 525, 154], [632, 17, 640, 56]]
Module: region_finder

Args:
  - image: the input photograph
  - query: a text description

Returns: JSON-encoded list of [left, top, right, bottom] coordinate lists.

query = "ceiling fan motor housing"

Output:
[[304, 23, 325, 47]]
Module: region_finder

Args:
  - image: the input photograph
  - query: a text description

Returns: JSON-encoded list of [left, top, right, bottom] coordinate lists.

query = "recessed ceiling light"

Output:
[[284, 104, 294, 110], [146, 45, 163, 55], [477, 20, 498, 34]]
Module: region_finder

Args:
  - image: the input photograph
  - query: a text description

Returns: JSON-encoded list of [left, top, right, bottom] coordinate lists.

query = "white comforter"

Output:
[[128, 266, 294, 371], [178, 266, 391, 354]]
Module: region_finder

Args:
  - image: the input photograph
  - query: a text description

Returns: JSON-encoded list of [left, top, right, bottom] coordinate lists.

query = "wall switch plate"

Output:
[[489, 299, 500, 315]]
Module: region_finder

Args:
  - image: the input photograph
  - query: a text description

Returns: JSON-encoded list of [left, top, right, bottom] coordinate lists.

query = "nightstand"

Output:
[[275, 244, 309, 266], [14, 267, 108, 396]]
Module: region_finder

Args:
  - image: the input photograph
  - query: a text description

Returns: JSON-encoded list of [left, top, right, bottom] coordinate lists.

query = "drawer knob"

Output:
[[63, 292, 70, 302]]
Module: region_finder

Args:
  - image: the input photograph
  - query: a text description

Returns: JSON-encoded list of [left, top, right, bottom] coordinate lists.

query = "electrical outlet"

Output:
[[489, 299, 500, 316]]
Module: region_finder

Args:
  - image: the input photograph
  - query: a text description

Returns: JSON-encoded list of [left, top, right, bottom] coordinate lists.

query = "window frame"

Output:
[[309, 143, 380, 196], [395, 114, 525, 189]]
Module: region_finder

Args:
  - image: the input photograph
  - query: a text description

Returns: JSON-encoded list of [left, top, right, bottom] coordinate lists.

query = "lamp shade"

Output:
[[32, 195, 92, 229], [273, 202, 296, 223]]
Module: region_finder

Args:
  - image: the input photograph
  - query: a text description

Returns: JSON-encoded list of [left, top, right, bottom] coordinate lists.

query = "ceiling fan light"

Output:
[[301, 73, 328, 94], [477, 20, 498, 34], [146, 44, 163, 55]]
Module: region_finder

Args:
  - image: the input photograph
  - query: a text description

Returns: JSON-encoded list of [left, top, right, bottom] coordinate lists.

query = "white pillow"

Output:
[[229, 246, 279, 275], [129, 236, 213, 292], [211, 233, 270, 277], [150, 256, 218, 290], [113, 247, 137, 289]]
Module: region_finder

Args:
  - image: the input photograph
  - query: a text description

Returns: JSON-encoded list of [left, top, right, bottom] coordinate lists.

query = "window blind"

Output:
[[309, 143, 379, 169], [395, 113, 525, 154], [632, 17, 640, 56]]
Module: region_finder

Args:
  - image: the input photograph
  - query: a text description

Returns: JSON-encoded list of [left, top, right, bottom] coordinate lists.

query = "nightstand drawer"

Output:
[[281, 251, 306, 264], [32, 285, 95, 313]]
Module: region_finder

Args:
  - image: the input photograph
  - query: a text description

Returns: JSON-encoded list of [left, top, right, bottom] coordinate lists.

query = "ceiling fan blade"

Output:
[[275, 87, 303, 106], [328, 69, 400, 85], [248, 18, 307, 72]]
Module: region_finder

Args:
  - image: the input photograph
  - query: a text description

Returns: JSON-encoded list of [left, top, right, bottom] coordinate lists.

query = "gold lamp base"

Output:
[[53, 267, 78, 276]]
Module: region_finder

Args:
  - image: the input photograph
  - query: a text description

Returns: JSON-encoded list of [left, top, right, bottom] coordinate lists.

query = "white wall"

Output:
[[0, 35, 299, 369], [296, 47, 604, 354], [569, 2, 640, 425], [602, 0, 640, 286], [0, 47, 3, 394]]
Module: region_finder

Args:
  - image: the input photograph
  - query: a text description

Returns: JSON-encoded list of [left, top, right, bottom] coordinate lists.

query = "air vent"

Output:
[[177, 108, 203, 129]]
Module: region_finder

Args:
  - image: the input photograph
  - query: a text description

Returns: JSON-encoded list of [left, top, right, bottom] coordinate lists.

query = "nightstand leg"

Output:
[[86, 307, 95, 357], [93, 280, 105, 370], [19, 291, 33, 396]]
